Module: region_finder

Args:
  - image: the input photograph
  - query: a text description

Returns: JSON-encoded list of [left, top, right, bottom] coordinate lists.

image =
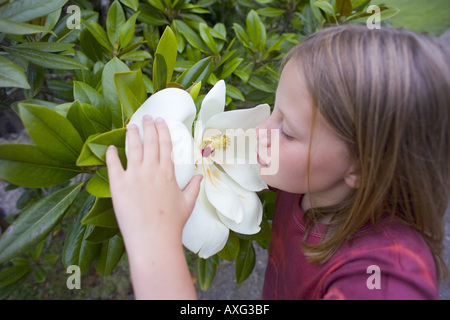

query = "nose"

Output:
[[256, 118, 272, 147]]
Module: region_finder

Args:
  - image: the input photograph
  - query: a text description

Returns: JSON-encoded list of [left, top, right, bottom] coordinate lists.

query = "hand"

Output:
[[106, 115, 203, 254]]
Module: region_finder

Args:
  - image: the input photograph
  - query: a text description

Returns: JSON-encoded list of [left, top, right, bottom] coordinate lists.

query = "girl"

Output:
[[106, 25, 450, 300]]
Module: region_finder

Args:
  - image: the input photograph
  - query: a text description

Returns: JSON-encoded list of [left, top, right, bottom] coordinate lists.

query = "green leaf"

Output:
[[153, 53, 168, 92], [82, 20, 112, 51], [120, 0, 139, 11], [18, 103, 84, 163], [119, 11, 140, 49], [84, 226, 119, 243], [73, 81, 111, 124], [196, 257, 217, 290], [63, 195, 101, 272], [313, 1, 336, 17], [114, 69, 147, 119], [246, 10, 266, 52], [0, 265, 32, 289], [177, 56, 214, 89], [218, 231, 240, 261], [107, 0, 126, 47], [82, 197, 117, 228], [220, 57, 243, 79], [0, 56, 30, 89], [95, 235, 125, 276], [0, 144, 81, 188], [102, 58, 130, 128], [199, 23, 218, 54], [12, 42, 74, 53], [256, 8, 285, 17], [66, 101, 111, 141], [0, 18, 54, 35], [2, 46, 89, 70], [76, 128, 127, 166], [154, 26, 178, 83], [235, 239, 255, 284], [188, 81, 202, 101], [0, 0, 67, 23], [0, 183, 83, 264], [336, 0, 353, 17], [174, 20, 209, 53], [86, 167, 111, 198]]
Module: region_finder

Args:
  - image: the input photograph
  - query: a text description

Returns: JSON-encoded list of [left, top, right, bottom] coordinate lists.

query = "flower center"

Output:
[[201, 134, 231, 157]]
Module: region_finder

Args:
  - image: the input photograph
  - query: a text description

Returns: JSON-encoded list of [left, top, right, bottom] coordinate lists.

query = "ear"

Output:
[[344, 163, 360, 189]]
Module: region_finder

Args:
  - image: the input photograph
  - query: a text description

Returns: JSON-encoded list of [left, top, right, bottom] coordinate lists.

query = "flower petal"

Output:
[[196, 80, 226, 126], [207, 167, 263, 234], [209, 128, 267, 191], [205, 103, 270, 131], [129, 87, 196, 130], [204, 163, 244, 224], [182, 181, 229, 258]]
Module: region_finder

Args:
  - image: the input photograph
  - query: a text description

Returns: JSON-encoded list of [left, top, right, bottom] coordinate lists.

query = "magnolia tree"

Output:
[[0, 0, 397, 295]]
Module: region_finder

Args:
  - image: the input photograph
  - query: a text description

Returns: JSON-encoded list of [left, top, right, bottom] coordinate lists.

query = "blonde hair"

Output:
[[285, 25, 450, 280]]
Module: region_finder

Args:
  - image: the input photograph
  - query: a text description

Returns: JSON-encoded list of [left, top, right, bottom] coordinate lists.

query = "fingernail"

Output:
[[155, 117, 164, 123], [108, 145, 116, 151], [143, 115, 153, 121], [128, 123, 138, 130]]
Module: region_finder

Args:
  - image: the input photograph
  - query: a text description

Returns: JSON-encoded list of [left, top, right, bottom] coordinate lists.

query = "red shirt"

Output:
[[262, 191, 439, 300]]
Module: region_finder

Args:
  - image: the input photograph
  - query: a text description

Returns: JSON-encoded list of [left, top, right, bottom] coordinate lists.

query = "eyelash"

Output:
[[280, 127, 294, 140]]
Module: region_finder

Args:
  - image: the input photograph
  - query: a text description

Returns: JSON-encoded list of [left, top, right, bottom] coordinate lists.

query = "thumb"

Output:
[[183, 174, 203, 206]]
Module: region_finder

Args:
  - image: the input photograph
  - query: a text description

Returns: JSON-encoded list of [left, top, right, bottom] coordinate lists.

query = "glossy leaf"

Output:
[[66, 101, 111, 141], [246, 10, 266, 52], [62, 194, 101, 273], [114, 69, 148, 119], [0, 56, 30, 89], [119, 11, 140, 48], [235, 239, 256, 284], [218, 231, 240, 261], [0, 18, 54, 35], [94, 235, 125, 276], [107, 0, 126, 47], [18, 103, 84, 163], [196, 257, 217, 290], [177, 56, 214, 89], [0, 183, 83, 264], [154, 26, 178, 83], [336, 0, 353, 17], [0, 144, 81, 188], [82, 20, 112, 51], [153, 53, 168, 92], [76, 128, 127, 166], [86, 167, 111, 198], [82, 197, 117, 228], [0, 0, 67, 23], [102, 58, 130, 128], [2, 46, 89, 70]]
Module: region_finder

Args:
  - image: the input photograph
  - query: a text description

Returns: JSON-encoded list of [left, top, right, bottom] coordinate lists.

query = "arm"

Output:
[[106, 116, 202, 300]]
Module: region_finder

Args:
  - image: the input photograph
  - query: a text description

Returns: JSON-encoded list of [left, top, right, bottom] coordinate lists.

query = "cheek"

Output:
[[262, 141, 310, 193]]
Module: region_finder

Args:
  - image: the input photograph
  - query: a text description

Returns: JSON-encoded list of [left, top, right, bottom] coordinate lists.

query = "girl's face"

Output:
[[256, 60, 357, 210]]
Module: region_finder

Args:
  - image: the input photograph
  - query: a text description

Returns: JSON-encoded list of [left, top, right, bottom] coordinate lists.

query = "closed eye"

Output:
[[280, 127, 294, 140]]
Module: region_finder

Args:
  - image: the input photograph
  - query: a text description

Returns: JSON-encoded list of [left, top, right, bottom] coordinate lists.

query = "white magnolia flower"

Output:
[[127, 80, 270, 258]]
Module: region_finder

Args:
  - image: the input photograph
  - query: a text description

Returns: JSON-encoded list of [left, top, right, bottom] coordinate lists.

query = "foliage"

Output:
[[0, 0, 398, 296]]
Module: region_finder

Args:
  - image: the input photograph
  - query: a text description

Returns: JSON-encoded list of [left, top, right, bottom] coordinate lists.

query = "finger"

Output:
[[106, 145, 124, 180], [155, 117, 173, 168], [126, 123, 143, 168], [143, 115, 159, 163], [183, 174, 203, 208]]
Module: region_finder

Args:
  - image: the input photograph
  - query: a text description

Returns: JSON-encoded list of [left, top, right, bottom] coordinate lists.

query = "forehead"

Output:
[[275, 60, 313, 121]]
